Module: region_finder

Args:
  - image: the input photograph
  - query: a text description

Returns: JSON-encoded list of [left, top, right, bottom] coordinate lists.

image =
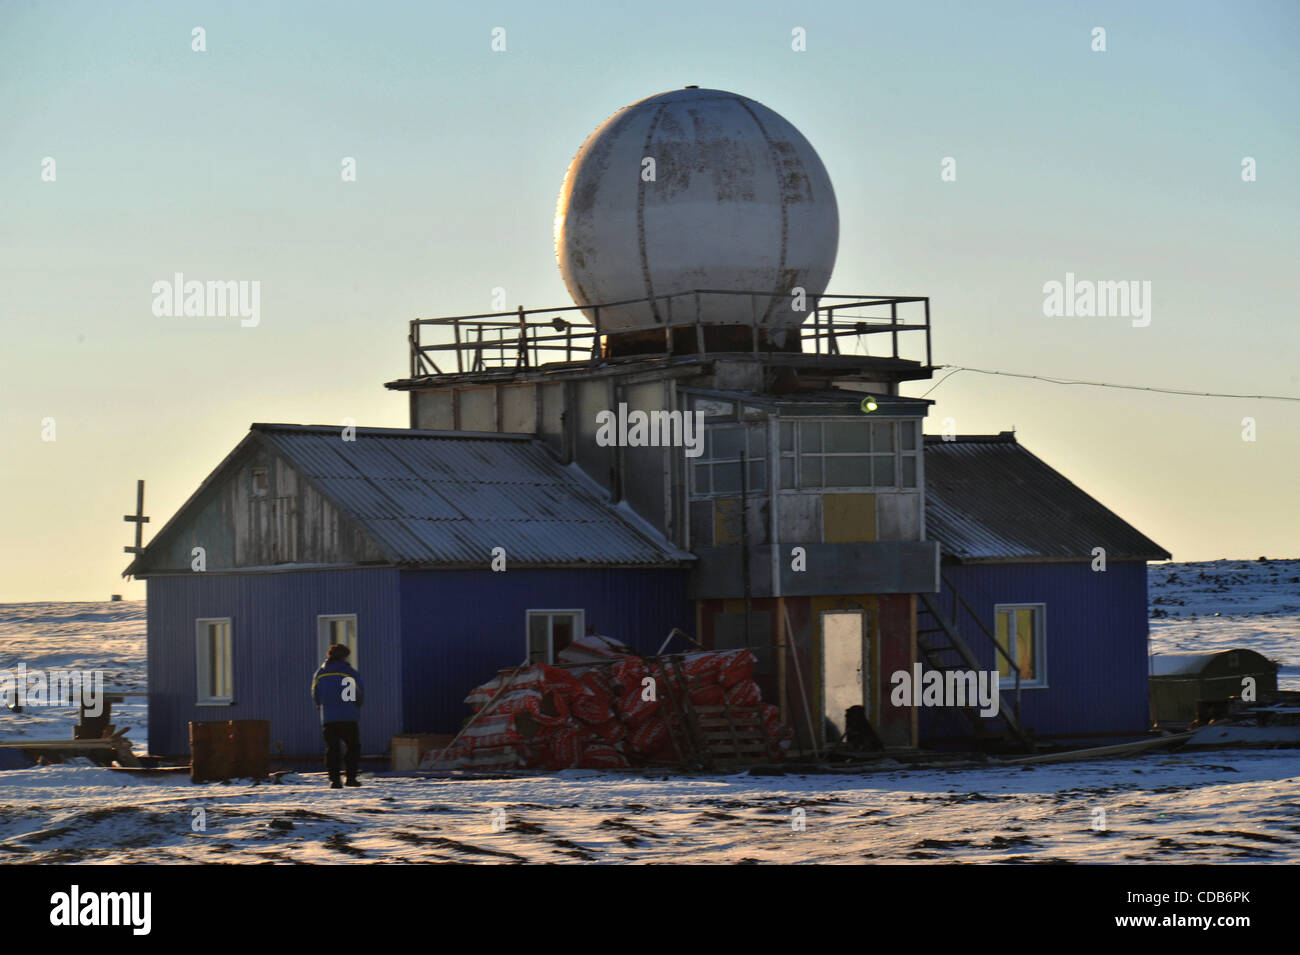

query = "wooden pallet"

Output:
[[693, 705, 770, 764], [643, 657, 776, 769]]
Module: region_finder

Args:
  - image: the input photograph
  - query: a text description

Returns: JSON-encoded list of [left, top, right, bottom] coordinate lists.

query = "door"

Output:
[[821, 610, 867, 745]]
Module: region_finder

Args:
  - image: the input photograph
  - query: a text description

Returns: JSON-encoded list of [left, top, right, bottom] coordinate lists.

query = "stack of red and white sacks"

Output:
[[428, 634, 791, 771]]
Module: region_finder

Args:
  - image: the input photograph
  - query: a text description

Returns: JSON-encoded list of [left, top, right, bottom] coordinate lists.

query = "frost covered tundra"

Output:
[[0, 559, 1295, 864]]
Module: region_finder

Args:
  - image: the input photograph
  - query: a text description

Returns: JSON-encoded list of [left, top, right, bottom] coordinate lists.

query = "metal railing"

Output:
[[936, 574, 1024, 720], [406, 289, 931, 377]]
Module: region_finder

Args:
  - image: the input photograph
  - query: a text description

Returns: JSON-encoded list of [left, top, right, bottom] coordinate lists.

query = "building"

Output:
[[919, 433, 1171, 745], [127, 87, 1172, 760], [392, 303, 943, 754], [126, 424, 693, 758]]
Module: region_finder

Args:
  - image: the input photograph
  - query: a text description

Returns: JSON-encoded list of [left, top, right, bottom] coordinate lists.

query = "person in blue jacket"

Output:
[[312, 643, 364, 788]]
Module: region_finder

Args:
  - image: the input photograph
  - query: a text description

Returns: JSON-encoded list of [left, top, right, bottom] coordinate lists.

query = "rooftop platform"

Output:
[[386, 289, 935, 390]]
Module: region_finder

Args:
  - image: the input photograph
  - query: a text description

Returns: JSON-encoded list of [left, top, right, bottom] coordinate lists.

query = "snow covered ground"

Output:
[[1149, 558, 1300, 689], [0, 559, 1294, 864], [0, 601, 147, 749], [0, 752, 1296, 863]]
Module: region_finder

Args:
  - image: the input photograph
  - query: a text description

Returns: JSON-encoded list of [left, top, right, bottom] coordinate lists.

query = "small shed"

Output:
[[1149, 649, 1279, 725]]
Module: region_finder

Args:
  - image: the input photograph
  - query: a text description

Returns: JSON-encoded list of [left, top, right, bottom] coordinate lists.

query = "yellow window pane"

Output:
[[1016, 608, 1035, 680], [995, 611, 1012, 678], [209, 622, 231, 697], [209, 626, 219, 696]]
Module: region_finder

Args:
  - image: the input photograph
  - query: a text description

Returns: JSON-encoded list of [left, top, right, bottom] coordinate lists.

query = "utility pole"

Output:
[[123, 480, 148, 557]]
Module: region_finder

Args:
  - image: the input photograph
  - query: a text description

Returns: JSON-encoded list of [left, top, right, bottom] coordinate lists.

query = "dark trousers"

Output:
[[322, 721, 360, 781]]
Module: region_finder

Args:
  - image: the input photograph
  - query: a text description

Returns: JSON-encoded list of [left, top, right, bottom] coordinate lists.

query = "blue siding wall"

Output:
[[398, 568, 692, 734], [919, 561, 1151, 742], [146, 568, 403, 758]]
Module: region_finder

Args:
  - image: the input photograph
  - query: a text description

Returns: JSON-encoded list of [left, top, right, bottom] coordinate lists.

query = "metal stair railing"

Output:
[[939, 573, 1024, 720], [917, 591, 1033, 749]]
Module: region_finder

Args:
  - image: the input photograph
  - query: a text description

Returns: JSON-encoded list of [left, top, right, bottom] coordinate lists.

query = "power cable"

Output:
[[918, 366, 1300, 402]]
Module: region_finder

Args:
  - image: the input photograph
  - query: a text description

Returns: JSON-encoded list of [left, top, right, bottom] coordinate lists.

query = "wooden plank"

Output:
[[0, 738, 141, 769], [698, 728, 764, 739], [1001, 732, 1194, 765], [1186, 725, 1300, 748], [107, 765, 188, 777]]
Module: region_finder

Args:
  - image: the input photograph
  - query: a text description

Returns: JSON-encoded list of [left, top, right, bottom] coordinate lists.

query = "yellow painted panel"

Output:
[[714, 498, 742, 545], [823, 493, 876, 542]]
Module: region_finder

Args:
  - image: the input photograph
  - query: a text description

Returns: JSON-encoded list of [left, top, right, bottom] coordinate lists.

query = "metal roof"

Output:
[[123, 424, 693, 573], [1149, 648, 1276, 677], [924, 432, 1170, 563], [251, 424, 693, 568]]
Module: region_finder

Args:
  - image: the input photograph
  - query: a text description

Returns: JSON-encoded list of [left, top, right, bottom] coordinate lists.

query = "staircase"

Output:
[[917, 582, 1034, 752]]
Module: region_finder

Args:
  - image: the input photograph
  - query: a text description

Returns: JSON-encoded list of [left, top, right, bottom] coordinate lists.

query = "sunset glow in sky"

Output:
[[2, 1, 1296, 600]]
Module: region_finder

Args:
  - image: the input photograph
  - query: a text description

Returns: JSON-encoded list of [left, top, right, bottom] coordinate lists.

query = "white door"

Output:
[[822, 610, 866, 745]]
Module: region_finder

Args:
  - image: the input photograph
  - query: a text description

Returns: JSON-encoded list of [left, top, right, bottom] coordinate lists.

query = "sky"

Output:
[[1, 0, 1296, 601]]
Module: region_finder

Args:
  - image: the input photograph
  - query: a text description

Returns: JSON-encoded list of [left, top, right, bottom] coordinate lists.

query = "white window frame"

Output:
[[195, 617, 233, 705], [993, 603, 1048, 689], [690, 424, 767, 498], [526, 609, 584, 665], [317, 614, 358, 671], [897, 418, 920, 488], [775, 418, 920, 491]]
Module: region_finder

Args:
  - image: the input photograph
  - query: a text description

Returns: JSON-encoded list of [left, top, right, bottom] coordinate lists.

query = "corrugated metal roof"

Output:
[[1149, 649, 1275, 676], [252, 424, 694, 567], [1149, 653, 1216, 676], [924, 432, 1170, 563]]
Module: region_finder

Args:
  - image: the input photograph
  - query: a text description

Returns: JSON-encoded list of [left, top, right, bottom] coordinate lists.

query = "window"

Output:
[[196, 618, 233, 704], [994, 604, 1046, 688], [250, 467, 269, 496], [898, 418, 919, 487], [527, 610, 583, 664], [318, 614, 358, 670], [688, 415, 922, 496], [777, 419, 919, 489], [692, 424, 766, 496]]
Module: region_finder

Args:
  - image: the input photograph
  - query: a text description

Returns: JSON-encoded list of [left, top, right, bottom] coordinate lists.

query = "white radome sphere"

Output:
[[555, 87, 839, 330]]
